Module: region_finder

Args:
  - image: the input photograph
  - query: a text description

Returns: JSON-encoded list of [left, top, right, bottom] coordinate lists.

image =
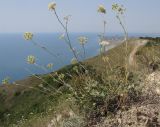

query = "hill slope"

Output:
[[0, 38, 160, 127]]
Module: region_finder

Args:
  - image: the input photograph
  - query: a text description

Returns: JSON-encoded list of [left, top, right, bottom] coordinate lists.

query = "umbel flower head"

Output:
[[27, 55, 36, 64], [47, 63, 53, 69], [64, 15, 71, 22], [98, 5, 106, 14], [112, 3, 119, 10], [99, 40, 110, 46], [78, 36, 88, 45], [112, 3, 126, 15], [24, 32, 33, 40], [48, 2, 56, 11], [2, 77, 10, 85]]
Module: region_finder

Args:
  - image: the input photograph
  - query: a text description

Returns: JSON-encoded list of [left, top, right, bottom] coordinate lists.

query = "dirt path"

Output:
[[129, 39, 148, 66]]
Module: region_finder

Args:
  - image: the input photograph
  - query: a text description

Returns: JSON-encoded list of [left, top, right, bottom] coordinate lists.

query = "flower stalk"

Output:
[[112, 3, 129, 83], [53, 10, 79, 62]]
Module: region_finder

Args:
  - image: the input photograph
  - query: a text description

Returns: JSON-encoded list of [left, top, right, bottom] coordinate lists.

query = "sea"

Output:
[[0, 33, 159, 83]]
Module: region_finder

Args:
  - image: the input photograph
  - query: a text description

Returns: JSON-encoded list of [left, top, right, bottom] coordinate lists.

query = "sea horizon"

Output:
[[0, 32, 159, 84]]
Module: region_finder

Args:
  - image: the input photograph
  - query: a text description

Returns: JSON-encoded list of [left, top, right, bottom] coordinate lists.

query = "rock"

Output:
[[101, 104, 160, 127]]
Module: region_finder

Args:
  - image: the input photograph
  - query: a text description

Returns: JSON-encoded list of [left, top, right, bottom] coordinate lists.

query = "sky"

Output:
[[0, 0, 160, 34]]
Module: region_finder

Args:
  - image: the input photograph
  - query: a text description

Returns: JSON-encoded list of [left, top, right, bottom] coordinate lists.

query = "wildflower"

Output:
[[112, 3, 126, 15], [71, 58, 78, 64], [48, 2, 56, 11], [78, 36, 88, 45], [64, 15, 71, 22], [58, 73, 65, 80], [99, 40, 110, 46], [98, 5, 106, 14], [102, 56, 109, 62], [47, 63, 53, 69], [2, 77, 10, 85], [112, 3, 119, 11], [27, 55, 36, 64], [24, 32, 33, 40]]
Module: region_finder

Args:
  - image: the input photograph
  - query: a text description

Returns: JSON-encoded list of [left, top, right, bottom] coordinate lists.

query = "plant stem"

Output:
[[25, 68, 63, 94], [34, 63, 63, 84], [116, 15, 128, 83], [53, 10, 87, 71], [31, 40, 57, 58], [82, 44, 86, 59], [31, 40, 65, 65], [54, 10, 79, 61]]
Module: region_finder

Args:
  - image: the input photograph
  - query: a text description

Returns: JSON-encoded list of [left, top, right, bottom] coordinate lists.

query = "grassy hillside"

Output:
[[0, 38, 160, 127]]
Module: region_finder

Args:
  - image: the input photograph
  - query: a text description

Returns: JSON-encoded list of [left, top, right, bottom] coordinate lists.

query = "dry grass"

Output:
[[1, 38, 160, 127]]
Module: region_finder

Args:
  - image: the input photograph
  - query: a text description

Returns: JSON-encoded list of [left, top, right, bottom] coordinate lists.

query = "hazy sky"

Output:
[[0, 0, 159, 33]]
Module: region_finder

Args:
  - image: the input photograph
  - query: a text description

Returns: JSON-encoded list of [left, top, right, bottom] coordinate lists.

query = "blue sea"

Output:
[[0, 33, 100, 83], [0, 33, 159, 83]]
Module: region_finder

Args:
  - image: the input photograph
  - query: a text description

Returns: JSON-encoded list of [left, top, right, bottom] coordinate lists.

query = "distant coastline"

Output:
[[0, 33, 159, 84]]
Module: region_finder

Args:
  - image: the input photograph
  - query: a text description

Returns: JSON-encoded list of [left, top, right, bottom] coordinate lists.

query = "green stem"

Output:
[[25, 68, 63, 94], [34, 63, 63, 84], [53, 10, 87, 71]]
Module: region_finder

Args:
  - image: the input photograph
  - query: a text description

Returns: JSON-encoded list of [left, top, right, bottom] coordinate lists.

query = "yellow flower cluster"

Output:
[[48, 2, 56, 11], [24, 32, 33, 40], [27, 55, 36, 64], [98, 5, 106, 14], [112, 3, 126, 15]]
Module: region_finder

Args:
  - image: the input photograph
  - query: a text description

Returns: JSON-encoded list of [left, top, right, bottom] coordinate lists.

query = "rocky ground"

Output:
[[97, 71, 160, 127]]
